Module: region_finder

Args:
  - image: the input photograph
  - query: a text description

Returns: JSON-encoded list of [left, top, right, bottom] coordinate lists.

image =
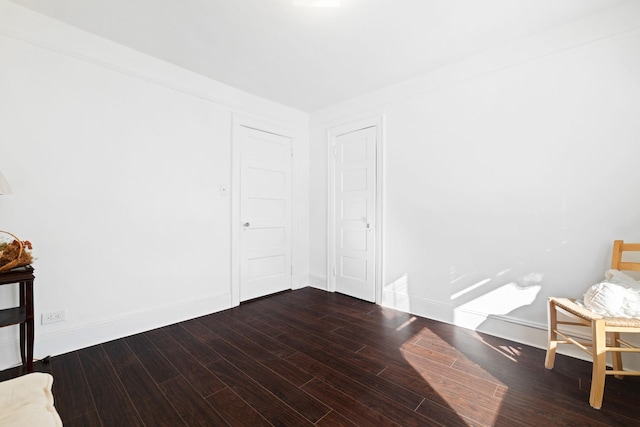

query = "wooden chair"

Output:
[[545, 240, 640, 409]]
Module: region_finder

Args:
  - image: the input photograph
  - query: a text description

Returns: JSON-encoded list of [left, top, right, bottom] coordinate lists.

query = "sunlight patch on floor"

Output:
[[478, 337, 522, 363], [399, 328, 507, 426], [394, 316, 417, 331]]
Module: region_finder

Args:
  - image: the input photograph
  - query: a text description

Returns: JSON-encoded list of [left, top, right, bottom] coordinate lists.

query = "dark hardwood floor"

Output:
[[2, 287, 640, 426]]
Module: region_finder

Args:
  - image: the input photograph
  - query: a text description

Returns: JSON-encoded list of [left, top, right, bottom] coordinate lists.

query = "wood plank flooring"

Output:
[[2, 287, 640, 426]]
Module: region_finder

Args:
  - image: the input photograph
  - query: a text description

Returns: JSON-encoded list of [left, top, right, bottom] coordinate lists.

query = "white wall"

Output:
[[309, 1, 640, 357], [0, 1, 308, 370], [3, 0, 640, 373]]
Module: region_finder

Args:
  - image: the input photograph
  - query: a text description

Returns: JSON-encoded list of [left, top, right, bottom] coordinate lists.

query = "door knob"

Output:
[[243, 222, 250, 227]]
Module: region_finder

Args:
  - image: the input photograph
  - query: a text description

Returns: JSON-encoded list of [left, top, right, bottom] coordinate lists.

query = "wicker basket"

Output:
[[0, 230, 33, 272]]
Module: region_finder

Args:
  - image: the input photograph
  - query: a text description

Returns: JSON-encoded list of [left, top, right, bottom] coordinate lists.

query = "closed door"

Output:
[[239, 126, 292, 302], [334, 126, 377, 302]]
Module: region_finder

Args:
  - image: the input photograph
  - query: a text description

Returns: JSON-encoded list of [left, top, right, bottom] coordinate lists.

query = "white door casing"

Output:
[[232, 120, 293, 304], [328, 116, 383, 303]]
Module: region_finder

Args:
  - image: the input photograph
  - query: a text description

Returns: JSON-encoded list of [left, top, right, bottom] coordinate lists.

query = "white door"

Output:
[[239, 126, 292, 302], [334, 126, 377, 302]]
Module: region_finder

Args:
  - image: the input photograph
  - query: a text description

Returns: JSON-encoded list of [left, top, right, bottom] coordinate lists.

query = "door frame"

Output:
[[327, 115, 384, 304], [231, 113, 299, 307]]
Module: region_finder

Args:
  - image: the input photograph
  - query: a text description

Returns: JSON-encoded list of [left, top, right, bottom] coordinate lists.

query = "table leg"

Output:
[[25, 280, 34, 373], [19, 282, 26, 367]]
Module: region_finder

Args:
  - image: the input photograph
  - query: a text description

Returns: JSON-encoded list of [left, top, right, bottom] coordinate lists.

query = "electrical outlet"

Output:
[[42, 310, 66, 324]]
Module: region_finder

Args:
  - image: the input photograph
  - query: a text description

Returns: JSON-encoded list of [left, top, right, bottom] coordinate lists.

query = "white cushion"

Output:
[[0, 372, 63, 427], [583, 269, 640, 317], [584, 282, 626, 315]]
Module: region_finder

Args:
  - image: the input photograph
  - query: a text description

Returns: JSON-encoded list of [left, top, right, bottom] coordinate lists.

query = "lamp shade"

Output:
[[0, 169, 12, 195]]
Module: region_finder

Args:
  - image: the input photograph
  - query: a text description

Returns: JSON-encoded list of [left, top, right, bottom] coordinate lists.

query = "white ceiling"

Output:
[[9, 0, 630, 112]]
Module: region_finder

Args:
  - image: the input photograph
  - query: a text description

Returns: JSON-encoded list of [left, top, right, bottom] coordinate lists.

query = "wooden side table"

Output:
[[0, 265, 34, 372]]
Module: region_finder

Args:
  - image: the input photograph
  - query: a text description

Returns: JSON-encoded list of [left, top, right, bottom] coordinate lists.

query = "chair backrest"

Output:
[[611, 240, 640, 272]]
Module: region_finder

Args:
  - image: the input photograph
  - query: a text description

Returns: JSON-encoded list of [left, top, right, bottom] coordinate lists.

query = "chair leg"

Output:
[[545, 298, 558, 369], [610, 332, 624, 380], [590, 319, 607, 409]]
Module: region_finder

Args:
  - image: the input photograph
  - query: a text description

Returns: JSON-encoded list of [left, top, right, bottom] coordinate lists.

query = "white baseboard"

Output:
[[0, 292, 232, 370], [381, 289, 601, 366], [6, 287, 638, 373], [309, 273, 328, 290]]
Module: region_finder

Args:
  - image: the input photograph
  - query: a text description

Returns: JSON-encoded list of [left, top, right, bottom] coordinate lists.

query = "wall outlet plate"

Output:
[[42, 310, 66, 324]]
